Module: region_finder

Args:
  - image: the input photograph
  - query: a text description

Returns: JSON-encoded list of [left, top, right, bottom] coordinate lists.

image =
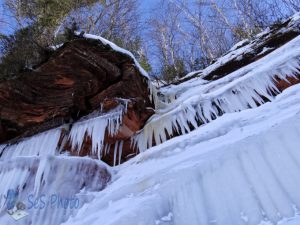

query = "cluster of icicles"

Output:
[[0, 100, 129, 166], [132, 35, 300, 152]]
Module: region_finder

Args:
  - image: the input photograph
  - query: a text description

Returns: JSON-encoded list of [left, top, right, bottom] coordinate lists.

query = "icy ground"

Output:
[[60, 83, 300, 225]]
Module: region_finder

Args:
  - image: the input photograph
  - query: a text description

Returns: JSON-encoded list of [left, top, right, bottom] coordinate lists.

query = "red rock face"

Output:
[[0, 38, 154, 165], [276, 76, 300, 92]]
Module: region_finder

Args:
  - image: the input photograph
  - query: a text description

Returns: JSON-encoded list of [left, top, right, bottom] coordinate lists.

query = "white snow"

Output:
[[257, 47, 274, 56]]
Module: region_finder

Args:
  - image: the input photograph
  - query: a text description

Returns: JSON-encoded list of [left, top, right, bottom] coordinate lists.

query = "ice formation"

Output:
[[68, 104, 126, 158], [132, 34, 300, 151], [0, 156, 111, 225]]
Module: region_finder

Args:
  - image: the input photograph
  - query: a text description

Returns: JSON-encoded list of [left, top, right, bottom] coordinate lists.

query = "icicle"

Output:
[[0, 127, 62, 160], [105, 144, 111, 156], [148, 80, 166, 109], [33, 156, 48, 195], [113, 141, 119, 167], [118, 141, 124, 165]]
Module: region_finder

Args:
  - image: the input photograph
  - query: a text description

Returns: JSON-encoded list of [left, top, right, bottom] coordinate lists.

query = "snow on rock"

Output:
[[76, 32, 161, 108], [0, 156, 111, 225], [78, 33, 149, 79], [171, 13, 300, 92], [62, 83, 300, 225]]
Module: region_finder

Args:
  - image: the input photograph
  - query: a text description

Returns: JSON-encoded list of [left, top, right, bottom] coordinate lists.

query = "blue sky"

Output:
[[141, 0, 159, 9], [0, 0, 15, 34], [140, 0, 160, 12]]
